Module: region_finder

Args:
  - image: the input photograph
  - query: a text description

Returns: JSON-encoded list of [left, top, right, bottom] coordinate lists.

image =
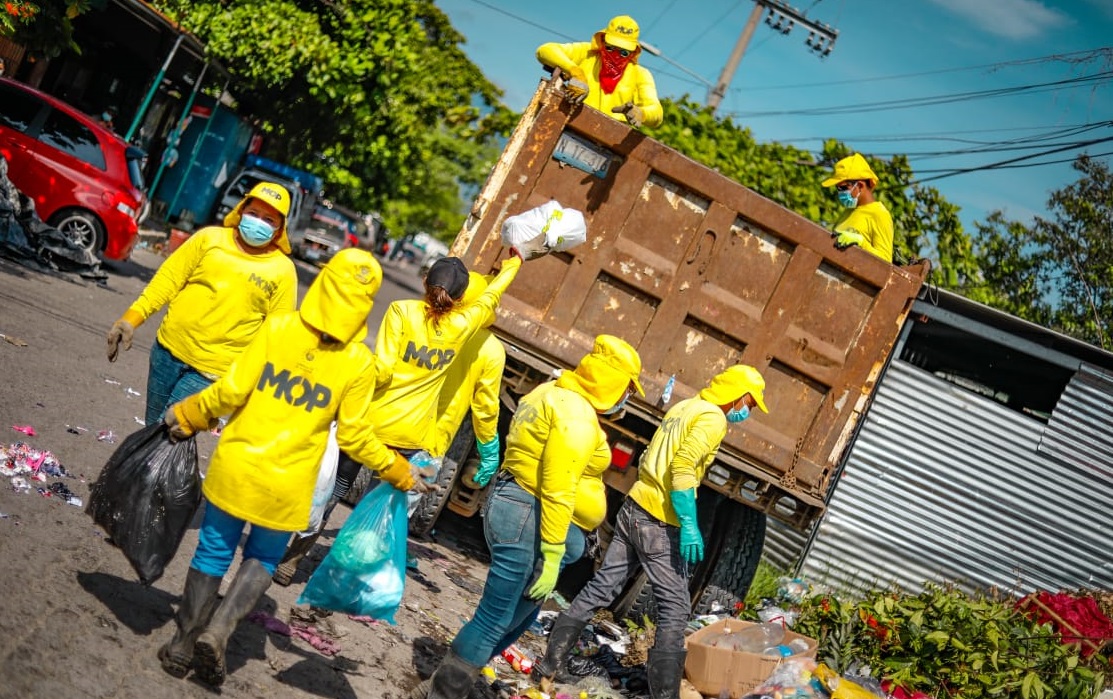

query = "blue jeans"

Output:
[[564, 498, 691, 651], [190, 502, 291, 577], [450, 478, 585, 667], [145, 339, 213, 426]]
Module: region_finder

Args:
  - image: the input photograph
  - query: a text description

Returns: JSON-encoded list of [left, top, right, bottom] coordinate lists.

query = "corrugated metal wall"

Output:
[[1039, 363, 1113, 481], [800, 360, 1113, 596]]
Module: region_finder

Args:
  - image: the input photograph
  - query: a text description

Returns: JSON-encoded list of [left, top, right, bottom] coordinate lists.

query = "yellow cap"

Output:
[[602, 15, 640, 51], [299, 248, 382, 344], [557, 334, 643, 411], [699, 365, 769, 413], [223, 181, 293, 254], [821, 153, 879, 188]]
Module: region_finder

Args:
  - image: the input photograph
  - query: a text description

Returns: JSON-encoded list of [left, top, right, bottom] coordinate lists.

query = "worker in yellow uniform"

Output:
[[158, 249, 432, 687], [106, 182, 298, 426], [534, 365, 769, 699], [822, 153, 894, 263], [537, 15, 663, 129], [434, 271, 506, 485], [409, 335, 644, 699]]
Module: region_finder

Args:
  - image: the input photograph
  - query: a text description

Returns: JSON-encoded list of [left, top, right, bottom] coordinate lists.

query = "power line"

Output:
[[675, 1, 743, 60], [725, 70, 1113, 118], [733, 46, 1113, 93], [776, 122, 1109, 144], [643, 0, 681, 34], [910, 135, 1113, 184], [460, 0, 577, 41]]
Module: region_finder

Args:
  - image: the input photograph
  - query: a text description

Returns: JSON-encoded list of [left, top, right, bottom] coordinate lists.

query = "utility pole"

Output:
[[708, 0, 839, 112]]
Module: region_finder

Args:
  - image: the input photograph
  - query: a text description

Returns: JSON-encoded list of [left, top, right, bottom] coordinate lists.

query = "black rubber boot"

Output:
[[530, 613, 589, 684], [193, 559, 273, 687], [407, 648, 482, 699], [646, 648, 687, 699], [272, 531, 321, 586], [157, 567, 221, 678]]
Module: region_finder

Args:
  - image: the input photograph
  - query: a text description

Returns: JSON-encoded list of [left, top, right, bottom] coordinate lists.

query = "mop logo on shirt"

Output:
[[402, 341, 456, 370], [257, 362, 332, 411]]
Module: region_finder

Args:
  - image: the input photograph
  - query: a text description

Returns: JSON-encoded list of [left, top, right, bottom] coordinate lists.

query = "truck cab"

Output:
[[213, 154, 323, 238]]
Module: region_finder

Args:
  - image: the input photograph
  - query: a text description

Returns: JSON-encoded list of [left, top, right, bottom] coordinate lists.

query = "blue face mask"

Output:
[[239, 214, 276, 247], [603, 392, 631, 416], [726, 404, 750, 423], [837, 187, 859, 208]]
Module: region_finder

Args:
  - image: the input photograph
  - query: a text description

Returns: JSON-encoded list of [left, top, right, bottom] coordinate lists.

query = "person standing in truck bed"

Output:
[[822, 153, 895, 263], [532, 365, 769, 699], [537, 15, 663, 129]]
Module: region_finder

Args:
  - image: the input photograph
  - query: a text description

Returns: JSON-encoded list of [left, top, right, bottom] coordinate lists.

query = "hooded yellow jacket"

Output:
[[628, 397, 727, 527], [122, 226, 297, 377], [503, 381, 611, 545], [433, 328, 505, 455], [834, 201, 894, 263], [371, 257, 521, 451], [536, 41, 664, 128]]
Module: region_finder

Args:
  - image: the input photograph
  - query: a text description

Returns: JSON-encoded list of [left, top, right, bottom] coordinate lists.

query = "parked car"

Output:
[[290, 201, 354, 264], [0, 77, 147, 260]]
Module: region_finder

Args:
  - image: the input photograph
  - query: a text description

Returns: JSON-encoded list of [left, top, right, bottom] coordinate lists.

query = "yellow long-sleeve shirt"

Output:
[[122, 226, 296, 377], [185, 312, 409, 532], [433, 328, 505, 456], [833, 201, 894, 263], [503, 381, 610, 545], [628, 397, 727, 526], [536, 41, 664, 128], [370, 256, 520, 451]]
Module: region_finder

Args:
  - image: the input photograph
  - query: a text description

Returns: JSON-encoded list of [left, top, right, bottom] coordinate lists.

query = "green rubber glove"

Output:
[[670, 488, 704, 564], [834, 229, 865, 250], [472, 436, 500, 487], [527, 541, 566, 600]]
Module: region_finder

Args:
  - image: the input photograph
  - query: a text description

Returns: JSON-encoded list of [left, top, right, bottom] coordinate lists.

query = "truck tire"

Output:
[[409, 421, 476, 537], [342, 466, 378, 506], [610, 499, 766, 622]]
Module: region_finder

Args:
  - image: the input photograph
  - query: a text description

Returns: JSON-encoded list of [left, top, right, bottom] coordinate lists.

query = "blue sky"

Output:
[[436, 0, 1113, 237]]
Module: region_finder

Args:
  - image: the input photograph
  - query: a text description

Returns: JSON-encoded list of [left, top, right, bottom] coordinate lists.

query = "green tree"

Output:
[[648, 98, 979, 286], [969, 155, 1111, 348], [153, 0, 512, 236], [4, 0, 100, 57]]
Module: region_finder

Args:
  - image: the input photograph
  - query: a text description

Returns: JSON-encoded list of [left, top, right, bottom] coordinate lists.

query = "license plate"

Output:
[[552, 131, 614, 179]]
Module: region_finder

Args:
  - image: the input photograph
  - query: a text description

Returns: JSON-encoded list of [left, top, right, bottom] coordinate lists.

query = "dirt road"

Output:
[[0, 249, 512, 699]]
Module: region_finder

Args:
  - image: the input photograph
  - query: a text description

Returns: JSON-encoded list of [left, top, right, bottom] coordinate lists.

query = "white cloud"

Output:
[[928, 0, 1072, 39]]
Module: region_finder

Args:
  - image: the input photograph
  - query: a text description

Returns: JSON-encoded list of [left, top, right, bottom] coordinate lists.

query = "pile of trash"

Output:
[[1, 440, 82, 507], [0, 154, 107, 283]]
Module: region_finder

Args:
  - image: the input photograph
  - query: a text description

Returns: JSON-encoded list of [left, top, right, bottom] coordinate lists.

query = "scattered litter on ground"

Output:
[[66, 425, 88, 435], [0, 333, 28, 347], [103, 378, 121, 386], [247, 611, 342, 656], [133, 417, 145, 426], [96, 430, 117, 444], [125, 387, 141, 398], [11, 425, 36, 437], [38, 481, 82, 507]]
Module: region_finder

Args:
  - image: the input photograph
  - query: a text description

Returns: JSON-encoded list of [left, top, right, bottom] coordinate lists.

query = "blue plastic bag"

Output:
[[298, 481, 408, 622]]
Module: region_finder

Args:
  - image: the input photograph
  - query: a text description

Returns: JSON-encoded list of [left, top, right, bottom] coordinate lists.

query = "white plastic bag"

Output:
[[307, 423, 340, 532], [500, 201, 587, 259]]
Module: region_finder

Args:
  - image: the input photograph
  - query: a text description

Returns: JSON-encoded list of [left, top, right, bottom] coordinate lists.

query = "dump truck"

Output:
[[354, 76, 930, 616]]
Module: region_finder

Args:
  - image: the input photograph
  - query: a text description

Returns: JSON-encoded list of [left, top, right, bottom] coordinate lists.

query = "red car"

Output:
[[0, 77, 146, 261]]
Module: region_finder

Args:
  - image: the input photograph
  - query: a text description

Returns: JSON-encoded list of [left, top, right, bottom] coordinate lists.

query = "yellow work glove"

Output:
[[527, 541, 566, 600], [106, 319, 135, 362], [563, 66, 589, 105], [611, 102, 645, 128], [378, 451, 417, 492], [834, 229, 866, 250], [164, 398, 211, 441]]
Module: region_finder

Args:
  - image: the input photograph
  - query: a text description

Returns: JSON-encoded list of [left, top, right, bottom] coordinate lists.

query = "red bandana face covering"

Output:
[[598, 45, 632, 95]]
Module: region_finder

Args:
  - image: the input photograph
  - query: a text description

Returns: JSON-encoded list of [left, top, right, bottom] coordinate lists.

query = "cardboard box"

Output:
[[685, 619, 818, 698]]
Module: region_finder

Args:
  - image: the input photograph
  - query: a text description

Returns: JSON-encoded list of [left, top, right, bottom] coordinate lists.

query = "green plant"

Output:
[[792, 583, 1105, 698]]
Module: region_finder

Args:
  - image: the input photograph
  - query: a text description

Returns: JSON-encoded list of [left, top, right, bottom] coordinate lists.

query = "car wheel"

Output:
[[49, 208, 105, 255]]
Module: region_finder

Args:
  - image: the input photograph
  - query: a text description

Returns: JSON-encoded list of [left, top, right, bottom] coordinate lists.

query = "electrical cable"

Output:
[[909, 135, 1113, 184]]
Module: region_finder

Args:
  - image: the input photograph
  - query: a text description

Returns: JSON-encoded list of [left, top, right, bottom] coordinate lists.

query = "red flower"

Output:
[[820, 598, 831, 612], [5, 2, 19, 16]]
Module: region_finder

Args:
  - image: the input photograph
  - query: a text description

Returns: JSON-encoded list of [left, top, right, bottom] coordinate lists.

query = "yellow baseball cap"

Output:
[[821, 153, 879, 188], [602, 15, 640, 51], [223, 181, 293, 254], [699, 365, 769, 413]]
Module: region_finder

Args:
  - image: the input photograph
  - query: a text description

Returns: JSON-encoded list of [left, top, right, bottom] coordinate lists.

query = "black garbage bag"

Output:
[[86, 423, 201, 585]]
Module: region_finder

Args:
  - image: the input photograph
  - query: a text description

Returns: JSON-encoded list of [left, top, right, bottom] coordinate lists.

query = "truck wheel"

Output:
[[409, 421, 475, 537], [610, 500, 766, 622], [342, 467, 377, 506]]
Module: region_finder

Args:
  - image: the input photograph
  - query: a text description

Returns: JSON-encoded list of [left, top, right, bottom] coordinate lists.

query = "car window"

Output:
[[38, 109, 106, 170], [0, 83, 44, 132]]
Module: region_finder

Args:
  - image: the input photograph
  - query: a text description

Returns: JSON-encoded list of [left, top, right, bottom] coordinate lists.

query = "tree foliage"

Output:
[[969, 155, 1112, 348], [648, 98, 979, 286], [153, 0, 514, 237], [4, 0, 99, 57]]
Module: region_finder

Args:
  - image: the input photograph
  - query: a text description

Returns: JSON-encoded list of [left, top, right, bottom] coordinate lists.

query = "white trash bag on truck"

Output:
[[500, 200, 586, 260]]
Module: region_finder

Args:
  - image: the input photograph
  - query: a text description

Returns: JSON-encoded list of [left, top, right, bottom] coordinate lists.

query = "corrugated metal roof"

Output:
[[1039, 363, 1113, 481], [800, 360, 1113, 596]]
